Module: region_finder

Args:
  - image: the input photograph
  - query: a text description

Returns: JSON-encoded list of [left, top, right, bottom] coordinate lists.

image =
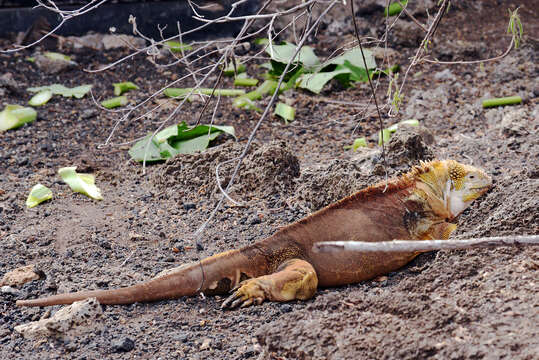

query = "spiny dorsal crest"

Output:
[[447, 160, 467, 190]]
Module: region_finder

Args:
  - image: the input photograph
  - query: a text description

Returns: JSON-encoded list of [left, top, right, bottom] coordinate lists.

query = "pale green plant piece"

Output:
[[44, 52, 72, 62], [129, 122, 236, 162], [26, 184, 53, 208], [113, 82, 138, 96], [58, 167, 103, 200], [101, 96, 128, 109], [165, 41, 193, 53], [507, 7, 523, 49], [344, 137, 367, 151], [0, 105, 37, 131], [28, 90, 53, 106], [274, 102, 295, 124], [27, 84, 92, 99], [482, 96, 522, 108], [223, 60, 246, 76], [387, 73, 402, 113], [164, 88, 245, 98]]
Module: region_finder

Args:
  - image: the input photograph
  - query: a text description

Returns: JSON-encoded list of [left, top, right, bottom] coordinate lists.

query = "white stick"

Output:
[[313, 235, 539, 253]]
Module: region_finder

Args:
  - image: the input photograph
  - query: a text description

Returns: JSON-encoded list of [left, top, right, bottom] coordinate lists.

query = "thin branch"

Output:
[[313, 235, 539, 253]]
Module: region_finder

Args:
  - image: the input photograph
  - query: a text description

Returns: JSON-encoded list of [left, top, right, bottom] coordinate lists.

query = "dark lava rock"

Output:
[[111, 336, 135, 353]]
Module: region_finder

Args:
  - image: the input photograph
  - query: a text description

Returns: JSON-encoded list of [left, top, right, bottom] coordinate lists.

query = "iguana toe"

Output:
[[222, 279, 268, 309]]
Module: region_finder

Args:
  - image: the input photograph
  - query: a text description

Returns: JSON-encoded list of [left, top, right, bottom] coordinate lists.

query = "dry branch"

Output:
[[313, 235, 539, 253]]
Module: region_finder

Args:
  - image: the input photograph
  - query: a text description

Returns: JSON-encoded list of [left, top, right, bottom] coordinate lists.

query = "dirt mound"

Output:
[[291, 125, 434, 211], [457, 173, 539, 238], [154, 140, 300, 202]]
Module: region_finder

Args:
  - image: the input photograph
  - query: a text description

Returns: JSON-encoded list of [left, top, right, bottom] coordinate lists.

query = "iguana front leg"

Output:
[[221, 258, 318, 309]]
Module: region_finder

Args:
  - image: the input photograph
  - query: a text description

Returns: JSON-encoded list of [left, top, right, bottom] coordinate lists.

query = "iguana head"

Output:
[[444, 160, 492, 218], [415, 160, 492, 220]]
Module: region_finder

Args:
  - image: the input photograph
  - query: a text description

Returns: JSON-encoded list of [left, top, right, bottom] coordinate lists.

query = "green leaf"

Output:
[[28, 90, 53, 106], [128, 136, 167, 162], [297, 68, 350, 94], [100, 96, 128, 109], [44, 52, 72, 62], [26, 184, 53, 208], [0, 105, 37, 131], [342, 60, 371, 82], [265, 42, 320, 70], [274, 102, 295, 123], [384, 0, 408, 17], [27, 84, 92, 99], [170, 132, 221, 154], [344, 137, 367, 151], [58, 167, 103, 200], [113, 81, 138, 96], [129, 123, 236, 162], [164, 41, 193, 53], [223, 60, 246, 77], [324, 47, 376, 70]]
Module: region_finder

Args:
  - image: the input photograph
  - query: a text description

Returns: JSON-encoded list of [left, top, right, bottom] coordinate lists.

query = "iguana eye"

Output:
[[469, 175, 475, 179]]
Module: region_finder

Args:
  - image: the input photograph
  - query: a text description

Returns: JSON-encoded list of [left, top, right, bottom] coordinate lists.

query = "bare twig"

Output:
[[313, 235, 539, 253]]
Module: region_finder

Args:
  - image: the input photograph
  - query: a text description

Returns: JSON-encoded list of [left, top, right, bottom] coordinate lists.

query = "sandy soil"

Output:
[[0, 0, 537, 359]]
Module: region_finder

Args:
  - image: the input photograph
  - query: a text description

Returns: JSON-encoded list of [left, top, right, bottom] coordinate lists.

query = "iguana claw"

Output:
[[221, 279, 267, 309]]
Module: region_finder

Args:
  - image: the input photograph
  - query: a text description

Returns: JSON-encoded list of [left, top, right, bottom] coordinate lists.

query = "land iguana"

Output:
[[16, 160, 492, 309]]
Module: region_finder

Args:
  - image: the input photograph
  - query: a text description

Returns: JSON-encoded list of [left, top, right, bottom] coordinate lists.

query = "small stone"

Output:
[[1, 264, 41, 287], [280, 304, 292, 313], [34, 54, 75, 74], [199, 337, 211, 350], [183, 203, 196, 211], [15, 298, 102, 339], [434, 69, 456, 82], [1, 285, 22, 296], [111, 336, 135, 353]]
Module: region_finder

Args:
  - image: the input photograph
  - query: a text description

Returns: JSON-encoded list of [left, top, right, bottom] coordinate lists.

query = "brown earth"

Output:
[[0, 0, 538, 359]]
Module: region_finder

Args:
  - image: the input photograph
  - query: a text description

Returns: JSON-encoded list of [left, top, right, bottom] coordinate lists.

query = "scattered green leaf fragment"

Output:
[[254, 38, 270, 45], [101, 96, 128, 109], [113, 81, 138, 96], [25, 56, 35, 63], [164, 88, 245, 98], [233, 80, 278, 109], [266, 42, 320, 70], [233, 97, 262, 112], [223, 60, 246, 76], [234, 77, 259, 87], [384, 0, 408, 17], [44, 52, 72, 62], [0, 105, 37, 132], [28, 90, 53, 106], [26, 184, 52, 208], [378, 119, 419, 145], [324, 48, 376, 71], [482, 96, 522, 108], [165, 41, 193, 53], [274, 102, 295, 124], [344, 137, 368, 151], [58, 167, 103, 200], [27, 84, 92, 99], [129, 122, 236, 162], [297, 68, 350, 94]]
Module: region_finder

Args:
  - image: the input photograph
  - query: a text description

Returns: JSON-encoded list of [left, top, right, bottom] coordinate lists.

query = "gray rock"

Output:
[[34, 54, 76, 74], [111, 336, 135, 352], [434, 69, 456, 82]]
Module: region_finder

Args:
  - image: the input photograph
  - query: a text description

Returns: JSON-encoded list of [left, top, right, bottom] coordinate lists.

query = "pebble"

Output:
[[111, 336, 135, 352]]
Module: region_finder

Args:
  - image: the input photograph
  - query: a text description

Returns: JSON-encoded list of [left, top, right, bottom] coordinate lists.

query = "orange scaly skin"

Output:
[[16, 160, 492, 308]]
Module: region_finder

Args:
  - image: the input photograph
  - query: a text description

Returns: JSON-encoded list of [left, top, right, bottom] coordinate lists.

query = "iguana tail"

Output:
[[16, 245, 270, 307]]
